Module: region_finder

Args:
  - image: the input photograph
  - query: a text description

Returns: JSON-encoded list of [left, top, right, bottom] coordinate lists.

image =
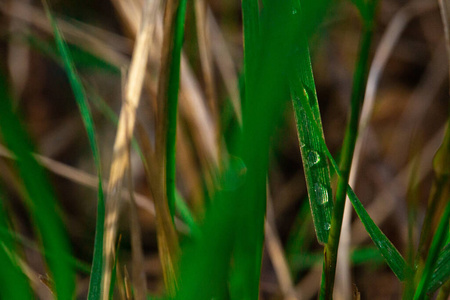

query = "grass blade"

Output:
[[320, 8, 376, 300], [41, 2, 105, 298], [292, 54, 410, 283], [165, 0, 188, 222], [289, 25, 333, 244], [0, 190, 33, 300], [346, 187, 409, 281], [0, 71, 75, 299]]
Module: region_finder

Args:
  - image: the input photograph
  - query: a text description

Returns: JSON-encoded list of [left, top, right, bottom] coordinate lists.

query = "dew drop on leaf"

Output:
[[307, 150, 320, 166], [314, 183, 329, 204]]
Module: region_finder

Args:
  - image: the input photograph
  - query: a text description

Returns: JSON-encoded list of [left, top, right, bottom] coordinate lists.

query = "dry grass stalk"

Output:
[[101, 0, 158, 298]]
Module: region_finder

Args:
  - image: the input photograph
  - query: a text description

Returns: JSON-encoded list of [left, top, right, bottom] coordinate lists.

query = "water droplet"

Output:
[[292, 8, 297, 15], [314, 183, 329, 204], [307, 150, 320, 166], [324, 223, 331, 230]]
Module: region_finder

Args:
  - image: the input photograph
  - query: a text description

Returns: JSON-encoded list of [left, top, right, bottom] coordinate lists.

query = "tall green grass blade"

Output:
[[289, 0, 334, 245], [427, 243, 450, 294], [42, 2, 105, 299], [320, 6, 376, 298], [0, 71, 75, 299], [174, 2, 301, 299], [232, 2, 302, 298], [292, 54, 409, 282], [0, 191, 32, 300], [165, 0, 188, 221], [290, 39, 333, 244]]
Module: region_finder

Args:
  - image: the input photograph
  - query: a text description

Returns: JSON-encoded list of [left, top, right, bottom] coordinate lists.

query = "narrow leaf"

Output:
[[42, 2, 105, 299], [0, 70, 75, 300], [427, 243, 450, 294], [0, 191, 32, 300], [294, 70, 410, 281]]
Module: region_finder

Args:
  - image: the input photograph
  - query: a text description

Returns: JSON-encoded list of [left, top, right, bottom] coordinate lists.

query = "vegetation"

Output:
[[0, 0, 448, 299]]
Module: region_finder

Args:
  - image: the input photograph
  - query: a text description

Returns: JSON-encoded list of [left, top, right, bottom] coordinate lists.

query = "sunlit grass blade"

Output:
[[0, 72, 75, 299], [41, 2, 105, 299], [427, 243, 450, 294], [0, 191, 32, 300]]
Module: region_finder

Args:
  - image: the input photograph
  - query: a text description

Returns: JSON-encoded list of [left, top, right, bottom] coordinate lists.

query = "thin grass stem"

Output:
[[320, 17, 375, 299]]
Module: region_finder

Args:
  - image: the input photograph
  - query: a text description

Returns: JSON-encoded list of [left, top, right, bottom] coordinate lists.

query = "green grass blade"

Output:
[[0, 191, 32, 300], [41, 2, 105, 299], [292, 57, 409, 282], [232, 2, 303, 298], [346, 187, 409, 281], [290, 42, 333, 244], [175, 2, 302, 298], [165, 0, 188, 221], [427, 243, 450, 294], [320, 5, 376, 298], [288, 0, 407, 289], [0, 71, 75, 299], [289, 0, 333, 245]]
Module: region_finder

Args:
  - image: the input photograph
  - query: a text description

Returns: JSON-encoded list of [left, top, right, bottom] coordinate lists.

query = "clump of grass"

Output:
[[0, 0, 449, 299]]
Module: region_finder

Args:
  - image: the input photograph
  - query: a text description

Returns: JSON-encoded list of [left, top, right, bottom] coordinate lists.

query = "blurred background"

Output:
[[0, 0, 448, 298]]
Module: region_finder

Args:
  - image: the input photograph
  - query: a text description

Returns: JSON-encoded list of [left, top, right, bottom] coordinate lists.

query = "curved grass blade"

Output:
[[41, 2, 105, 298], [0, 72, 75, 299], [162, 0, 188, 221], [0, 191, 32, 300]]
